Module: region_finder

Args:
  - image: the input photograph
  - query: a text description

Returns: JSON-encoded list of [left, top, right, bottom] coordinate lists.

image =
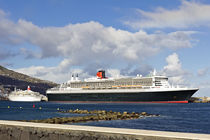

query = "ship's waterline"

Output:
[[46, 70, 198, 103]]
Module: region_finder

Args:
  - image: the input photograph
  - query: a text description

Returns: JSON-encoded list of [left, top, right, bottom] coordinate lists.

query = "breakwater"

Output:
[[1, 120, 210, 140], [25, 109, 159, 124], [189, 97, 210, 103]]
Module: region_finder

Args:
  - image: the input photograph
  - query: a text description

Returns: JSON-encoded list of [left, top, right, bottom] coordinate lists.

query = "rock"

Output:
[[141, 112, 147, 115], [25, 109, 159, 124], [101, 110, 106, 115], [123, 111, 127, 115]]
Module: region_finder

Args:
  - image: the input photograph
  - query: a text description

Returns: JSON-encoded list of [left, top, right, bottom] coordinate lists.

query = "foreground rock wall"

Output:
[[1, 120, 210, 140], [0, 125, 137, 140], [0, 124, 157, 140]]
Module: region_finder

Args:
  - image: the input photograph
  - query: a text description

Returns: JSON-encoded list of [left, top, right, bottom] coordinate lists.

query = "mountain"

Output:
[[0, 65, 58, 98]]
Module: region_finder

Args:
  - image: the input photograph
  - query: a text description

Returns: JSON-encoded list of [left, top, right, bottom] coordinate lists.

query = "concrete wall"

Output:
[[0, 125, 139, 140], [1, 120, 210, 140]]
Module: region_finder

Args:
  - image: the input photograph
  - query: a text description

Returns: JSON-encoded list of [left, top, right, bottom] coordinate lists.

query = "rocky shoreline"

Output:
[[189, 97, 210, 103], [24, 109, 160, 124]]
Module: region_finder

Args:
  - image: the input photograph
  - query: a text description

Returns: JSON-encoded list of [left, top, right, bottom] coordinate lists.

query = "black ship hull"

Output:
[[47, 89, 198, 103]]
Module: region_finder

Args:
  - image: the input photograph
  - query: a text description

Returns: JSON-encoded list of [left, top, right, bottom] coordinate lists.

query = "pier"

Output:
[[1, 120, 210, 140]]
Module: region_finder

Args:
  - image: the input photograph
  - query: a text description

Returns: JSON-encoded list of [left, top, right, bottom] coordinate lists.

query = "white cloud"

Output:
[[20, 48, 42, 59], [0, 9, 7, 17], [107, 69, 121, 78], [197, 67, 209, 77], [0, 8, 197, 83], [125, 0, 210, 29], [164, 53, 182, 73], [0, 48, 16, 60], [197, 81, 210, 89], [15, 63, 90, 84], [161, 53, 190, 85], [0, 9, 195, 63], [195, 81, 210, 97]]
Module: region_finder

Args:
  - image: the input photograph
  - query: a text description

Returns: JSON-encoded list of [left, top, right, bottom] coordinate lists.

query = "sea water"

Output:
[[0, 101, 210, 134]]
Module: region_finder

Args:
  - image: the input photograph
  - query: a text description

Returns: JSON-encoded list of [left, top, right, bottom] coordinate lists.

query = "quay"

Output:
[[1, 120, 210, 140]]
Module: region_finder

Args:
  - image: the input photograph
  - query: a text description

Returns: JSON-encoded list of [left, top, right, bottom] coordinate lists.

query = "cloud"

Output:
[[107, 69, 121, 78], [198, 81, 210, 89], [125, 0, 210, 29], [0, 62, 13, 67], [12, 21, 194, 62], [163, 53, 182, 73], [0, 8, 197, 83], [0, 9, 7, 17], [0, 48, 17, 60], [120, 64, 153, 76], [14, 62, 91, 84], [161, 53, 190, 85], [0, 10, 23, 45], [195, 80, 210, 97], [0, 8, 195, 64], [20, 48, 42, 59], [14, 62, 152, 83], [14, 65, 67, 84], [197, 67, 209, 77]]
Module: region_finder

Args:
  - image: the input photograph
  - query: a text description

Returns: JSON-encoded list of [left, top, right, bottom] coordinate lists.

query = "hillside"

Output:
[[0, 65, 58, 97]]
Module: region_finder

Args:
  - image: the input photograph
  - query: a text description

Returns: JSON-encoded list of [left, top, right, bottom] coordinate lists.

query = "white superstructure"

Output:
[[47, 70, 196, 93]]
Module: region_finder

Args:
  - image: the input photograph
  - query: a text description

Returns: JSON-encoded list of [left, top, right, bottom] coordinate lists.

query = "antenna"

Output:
[[75, 74, 79, 81], [153, 69, 157, 76], [71, 74, 74, 81]]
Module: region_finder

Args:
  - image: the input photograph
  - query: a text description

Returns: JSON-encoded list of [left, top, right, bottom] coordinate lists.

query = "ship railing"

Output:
[[49, 88, 71, 91], [81, 85, 143, 90]]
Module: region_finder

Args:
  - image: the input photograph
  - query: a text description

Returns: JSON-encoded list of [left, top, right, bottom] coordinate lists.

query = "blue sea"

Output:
[[0, 101, 210, 134]]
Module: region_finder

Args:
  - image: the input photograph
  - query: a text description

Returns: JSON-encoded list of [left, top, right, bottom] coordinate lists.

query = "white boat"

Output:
[[8, 86, 42, 102]]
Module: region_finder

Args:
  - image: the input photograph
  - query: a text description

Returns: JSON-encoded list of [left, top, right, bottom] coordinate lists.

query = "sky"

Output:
[[0, 0, 210, 97]]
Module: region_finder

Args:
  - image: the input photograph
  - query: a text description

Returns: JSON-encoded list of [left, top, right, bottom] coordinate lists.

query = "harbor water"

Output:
[[0, 101, 210, 134]]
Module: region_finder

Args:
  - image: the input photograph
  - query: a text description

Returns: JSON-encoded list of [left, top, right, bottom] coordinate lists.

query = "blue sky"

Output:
[[0, 0, 210, 97]]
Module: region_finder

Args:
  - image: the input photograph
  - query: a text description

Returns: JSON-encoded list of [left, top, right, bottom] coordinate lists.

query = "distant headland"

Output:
[[0, 65, 58, 100]]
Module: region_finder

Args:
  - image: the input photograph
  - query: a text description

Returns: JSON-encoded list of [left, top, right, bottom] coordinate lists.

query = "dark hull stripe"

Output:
[[50, 100, 189, 104], [47, 89, 197, 103]]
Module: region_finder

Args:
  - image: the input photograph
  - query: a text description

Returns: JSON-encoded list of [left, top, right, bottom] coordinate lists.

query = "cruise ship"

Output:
[[8, 86, 43, 102], [46, 70, 198, 103]]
